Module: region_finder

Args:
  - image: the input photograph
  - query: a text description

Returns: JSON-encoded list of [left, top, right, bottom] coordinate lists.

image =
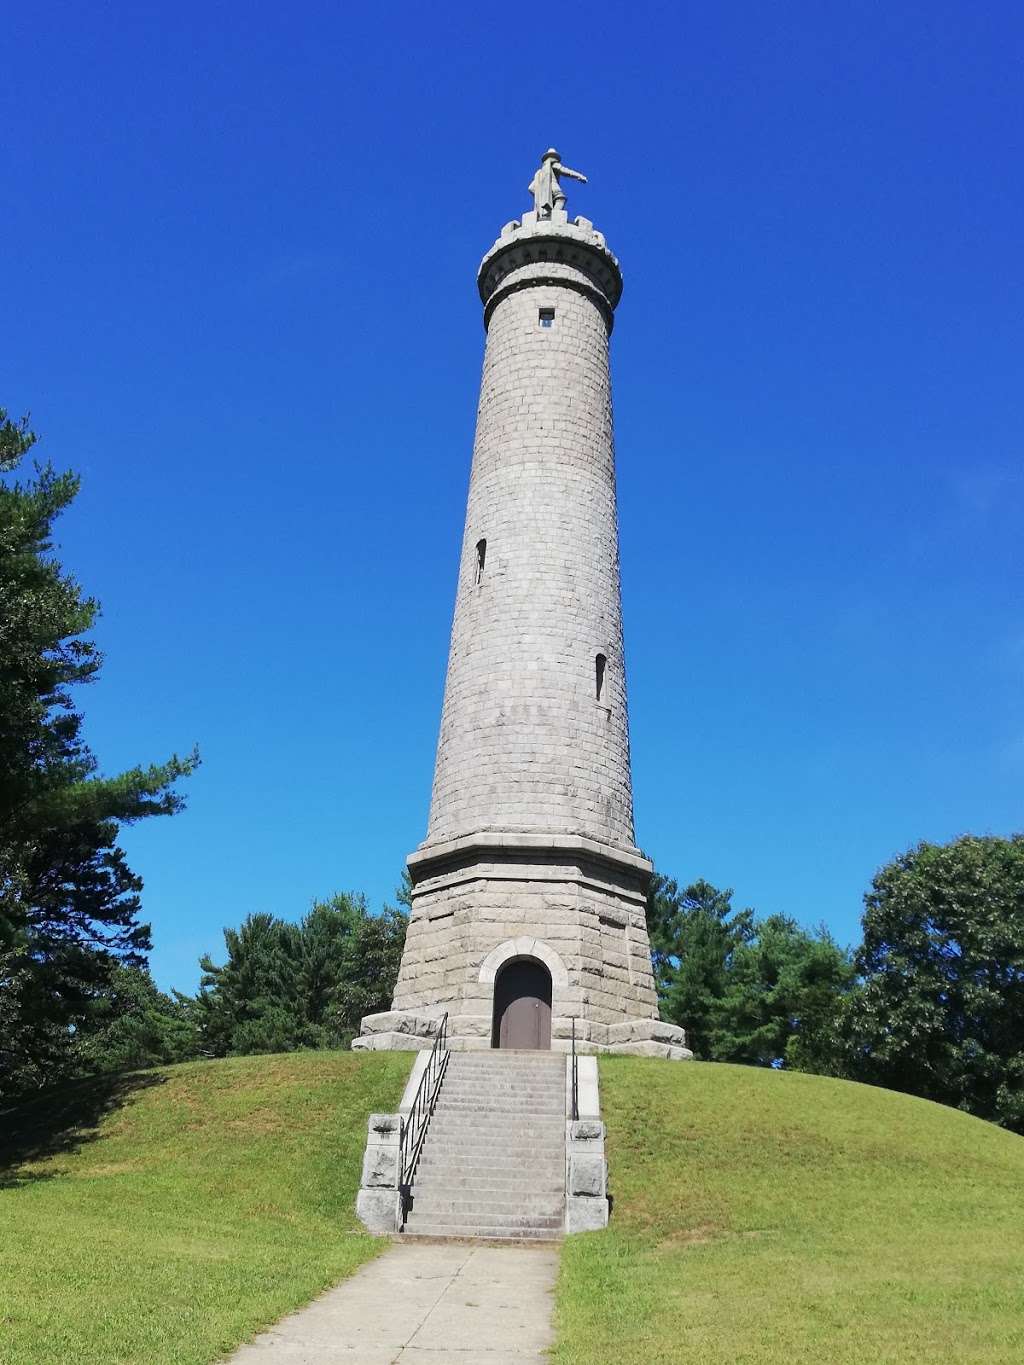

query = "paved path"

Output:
[[228, 1240, 559, 1363]]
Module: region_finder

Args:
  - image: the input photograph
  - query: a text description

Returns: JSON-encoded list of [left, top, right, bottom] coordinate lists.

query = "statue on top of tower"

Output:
[[529, 148, 587, 218]]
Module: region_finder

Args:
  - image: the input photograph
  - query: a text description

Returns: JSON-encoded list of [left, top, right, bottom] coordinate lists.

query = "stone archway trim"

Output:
[[479, 936, 569, 989]]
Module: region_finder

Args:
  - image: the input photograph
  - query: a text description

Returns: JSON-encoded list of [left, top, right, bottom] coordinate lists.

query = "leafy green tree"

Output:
[[841, 835, 1024, 1132], [0, 408, 196, 1102]]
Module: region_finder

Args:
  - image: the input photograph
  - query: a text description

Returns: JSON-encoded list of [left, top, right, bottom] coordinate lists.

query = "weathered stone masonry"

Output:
[[355, 200, 691, 1060]]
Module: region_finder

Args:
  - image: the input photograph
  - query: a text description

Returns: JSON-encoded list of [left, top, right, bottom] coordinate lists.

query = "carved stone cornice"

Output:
[[407, 830, 653, 885], [477, 212, 623, 332]]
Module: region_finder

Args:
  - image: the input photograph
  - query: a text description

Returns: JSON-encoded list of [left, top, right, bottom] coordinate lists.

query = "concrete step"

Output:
[[438, 1095, 562, 1103], [412, 1157, 565, 1179], [421, 1143, 562, 1158], [417, 1134, 564, 1153], [438, 1094, 563, 1102], [448, 1053, 565, 1063], [410, 1199, 564, 1218], [434, 1094, 564, 1105], [410, 1188, 564, 1207], [416, 1144, 564, 1160], [436, 1104, 563, 1115], [415, 1163, 563, 1179], [449, 1059, 564, 1065], [404, 1210, 563, 1231], [431, 1118, 562, 1129], [441, 1071, 563, 1081], [435, 1113, 564, 1123], [415, 1157, 562, 1179], [438, 1093, 562, 1105], [445, 1066, 564, 1074], [413, 1164, 563, 1181], [417, 1144, 564, 1160], [414, 1168, 563, 1185], [425, 1135, 565, 1146], [415, 1147, 564, 1163], [444, 1071, 563, 1083], [431, 1111, 564, 1124], [401, 1223, 562, 1243], [428, 1124, 563, 1136], [416, 1149, 563, 1162], [412, 1177, 565, 1196], [434, 1103, 564, 1116], [445, 1068, 563, 1077], [417, 1135, 565, 1146]]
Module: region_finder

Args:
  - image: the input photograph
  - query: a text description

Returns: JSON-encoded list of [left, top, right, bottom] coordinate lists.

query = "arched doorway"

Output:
[[491, 957, 552, 1050]]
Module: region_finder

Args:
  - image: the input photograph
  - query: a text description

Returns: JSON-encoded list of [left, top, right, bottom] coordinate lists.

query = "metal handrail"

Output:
[[398, 1012, 449, 1221], [571, 1017, 579, 1121]]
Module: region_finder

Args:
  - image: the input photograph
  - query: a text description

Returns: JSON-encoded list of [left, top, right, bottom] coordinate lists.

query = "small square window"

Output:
[[539, 308, 555, 328]]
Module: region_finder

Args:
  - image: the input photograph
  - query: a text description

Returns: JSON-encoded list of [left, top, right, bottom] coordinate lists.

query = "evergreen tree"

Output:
[[75, 963, 201, 1073], [0, 409, 196, 1102], [326, 900, 407, 1041], [649, 873, 854, 1067], [195, 914, 304, 1056], [713, 914, 855, 1068], [193, 893, 407, 1056], [649, 875, 754, 1058]]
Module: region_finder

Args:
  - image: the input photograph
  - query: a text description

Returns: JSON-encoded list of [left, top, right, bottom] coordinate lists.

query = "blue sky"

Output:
[[5, 2, 1022, 993]]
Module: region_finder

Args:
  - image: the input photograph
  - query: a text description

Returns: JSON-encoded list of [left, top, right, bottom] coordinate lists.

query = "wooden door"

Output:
[[493, 958, 552, 1050]]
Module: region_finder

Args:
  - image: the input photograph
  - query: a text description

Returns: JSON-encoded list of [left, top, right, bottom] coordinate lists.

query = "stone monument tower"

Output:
[[355, 152, 690, 1060]]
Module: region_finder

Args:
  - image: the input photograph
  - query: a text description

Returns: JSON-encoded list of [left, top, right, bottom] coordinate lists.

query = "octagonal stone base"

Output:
[[352, 834, 693, 1061]]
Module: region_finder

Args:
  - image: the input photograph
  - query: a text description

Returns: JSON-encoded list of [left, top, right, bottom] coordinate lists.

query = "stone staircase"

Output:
[[401, 1050, 566, 1241]]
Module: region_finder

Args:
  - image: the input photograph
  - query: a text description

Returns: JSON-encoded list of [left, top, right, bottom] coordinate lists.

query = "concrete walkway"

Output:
[[228, 1240, 559, 1363]]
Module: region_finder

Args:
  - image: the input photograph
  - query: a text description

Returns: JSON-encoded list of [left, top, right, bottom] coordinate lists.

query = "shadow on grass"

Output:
[[0, 1069, 167, 1187]]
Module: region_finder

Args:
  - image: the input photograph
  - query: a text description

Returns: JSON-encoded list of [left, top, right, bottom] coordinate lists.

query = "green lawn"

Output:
[[556, 1058, 1024, 1364], [6, 1051, 1024, 1364], [0, 1051, 409, 1365]]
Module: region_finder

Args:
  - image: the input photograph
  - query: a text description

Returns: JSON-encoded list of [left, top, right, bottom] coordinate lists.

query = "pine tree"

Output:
[[648, 876, 754, 1058], [192, 893, 407, 1055], [195, 914, 304, 1056], [0, 408, 196, 1101], [648, 873, 853, 1067], [75, 963, 201, 1073]]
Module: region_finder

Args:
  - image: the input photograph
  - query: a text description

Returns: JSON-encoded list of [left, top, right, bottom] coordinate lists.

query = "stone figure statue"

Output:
[[528, 148, 587, 218]]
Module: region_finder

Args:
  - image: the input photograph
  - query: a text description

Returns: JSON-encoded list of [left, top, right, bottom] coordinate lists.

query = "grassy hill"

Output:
[[0, 1051, 409, 1365], [556, 1058, 1024, 1364], [3, 1052, 1023, 1364]]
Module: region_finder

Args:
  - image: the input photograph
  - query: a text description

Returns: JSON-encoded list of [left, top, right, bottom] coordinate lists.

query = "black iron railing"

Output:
[[398, 1012, 449, 1222], [571, 1017, 579, 1121]]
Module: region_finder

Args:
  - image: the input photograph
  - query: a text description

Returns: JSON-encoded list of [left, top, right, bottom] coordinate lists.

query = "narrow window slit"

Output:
[[595, 653, 607, 701], [475, 538, 487, 584], [539, 307, 555, 328]]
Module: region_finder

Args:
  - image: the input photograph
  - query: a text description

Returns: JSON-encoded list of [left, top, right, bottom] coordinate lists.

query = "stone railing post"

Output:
[[355, 1112, 402, 1234], [565, 1118, 609, 1232]]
